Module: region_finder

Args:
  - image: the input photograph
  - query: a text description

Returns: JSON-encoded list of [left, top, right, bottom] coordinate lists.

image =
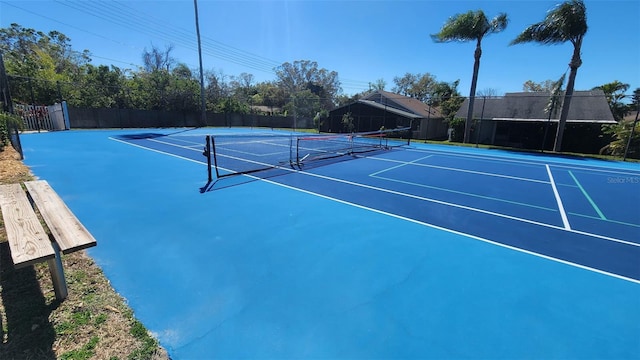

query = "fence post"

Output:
[[62, 101, 70, 129], [623, 105, 639, 161]]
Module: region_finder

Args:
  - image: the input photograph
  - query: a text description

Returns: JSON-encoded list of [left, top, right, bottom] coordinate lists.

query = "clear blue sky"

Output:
[[1, 0, 638, 98]]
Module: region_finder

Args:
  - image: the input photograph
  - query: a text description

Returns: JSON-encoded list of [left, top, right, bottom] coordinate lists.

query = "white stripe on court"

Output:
[[298, 164, 639, 247], [368, 155, 550, 184], [369, 155, 433, 177], [370, 173, 556, 212], [546, 164, 571, 230], [108, 136, 640, 283], [158, 136, 203, 146], [256, 172, 640, 285], [407, 146, 640, 177], [109, 137, 207, 165], [149, 138, 203, 151], [151, 136, 289, 158], [111, 136, 639, 248]]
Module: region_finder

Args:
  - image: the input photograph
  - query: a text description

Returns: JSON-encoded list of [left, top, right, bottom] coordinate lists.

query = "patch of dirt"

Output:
[[0, 144, 31, 185], [0, 144, 170, 359]]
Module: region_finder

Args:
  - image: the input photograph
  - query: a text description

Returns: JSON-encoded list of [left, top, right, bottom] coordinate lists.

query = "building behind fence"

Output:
[[10, 97, 638, 159]]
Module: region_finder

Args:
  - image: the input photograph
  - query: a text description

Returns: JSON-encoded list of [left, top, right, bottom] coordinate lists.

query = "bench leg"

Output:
[[47, 242, 68, 301]]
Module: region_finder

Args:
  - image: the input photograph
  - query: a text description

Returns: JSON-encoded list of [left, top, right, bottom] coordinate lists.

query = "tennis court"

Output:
[[21, 128, 640, 358]]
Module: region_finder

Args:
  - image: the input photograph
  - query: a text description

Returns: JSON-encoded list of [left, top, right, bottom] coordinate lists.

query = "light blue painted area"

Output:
[[19, 129, 640, 359]]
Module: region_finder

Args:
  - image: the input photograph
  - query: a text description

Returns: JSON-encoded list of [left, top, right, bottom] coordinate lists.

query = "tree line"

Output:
[[430, 0, 637, 157], [1, 0, 638, 158], [0, 23, 467, 124]]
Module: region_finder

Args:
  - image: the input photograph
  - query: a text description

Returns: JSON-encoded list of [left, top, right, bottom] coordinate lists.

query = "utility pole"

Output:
[[0, 51, 14, 113], [194, 0, 207, 127], [623, 102, 639, 161]]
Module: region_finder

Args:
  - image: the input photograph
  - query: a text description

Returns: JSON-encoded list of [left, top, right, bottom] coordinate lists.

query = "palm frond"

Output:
[[432, 10, 509, 43], [432, 11, 483, 42], [489, 13, 509, 34], [544, 73, 566, 116], [510, 0, 587, 45]]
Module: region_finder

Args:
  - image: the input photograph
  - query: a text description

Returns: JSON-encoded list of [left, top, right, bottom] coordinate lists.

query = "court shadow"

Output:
[[0, 242, 58, 359], [115, 127, 204, 141], [201, 166, 297, 192], [200, 148, 395, 193], [113, 133, 167, 140]]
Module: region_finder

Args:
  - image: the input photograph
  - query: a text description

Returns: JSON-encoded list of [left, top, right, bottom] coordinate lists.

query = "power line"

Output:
[[0, 2, 141, 69], [111, 0, 281, 68], [107, 0, 275, 68], [53, 0, 374, 92], [0, 0, 143, 53], [3, 0, 375, 93], [55, 0, 279, 74]]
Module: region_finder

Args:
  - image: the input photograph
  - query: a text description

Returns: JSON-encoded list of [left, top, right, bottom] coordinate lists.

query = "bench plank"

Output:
[[24, 180, 97, 254], [0, 183, 55, 267]]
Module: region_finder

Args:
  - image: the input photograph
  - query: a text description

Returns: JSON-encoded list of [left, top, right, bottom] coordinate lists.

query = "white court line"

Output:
[[111, 136, 639, 248], [109, 137, 207, 165], [256, 172, 640, 285], [368, 155, 550, 184], [299, 166, 640, 247], [371, 174, 556, 212], [150, 137, 289, 158], [546, 164, 571, 230], [369, 155, 433, 177], [407, 147, 640, 177], [150, 138, 202, 150], [109, 136, 640, 283], [158, 136, 203, 147]]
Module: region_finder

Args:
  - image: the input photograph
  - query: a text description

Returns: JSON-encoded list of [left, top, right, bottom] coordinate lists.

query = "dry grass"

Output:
[[0, 144, 170, 359]]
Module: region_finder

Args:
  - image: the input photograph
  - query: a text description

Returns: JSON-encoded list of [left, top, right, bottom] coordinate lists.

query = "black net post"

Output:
[[204, 135, 212, 182], [210, 135, 221, 179], [294, 136, 299, 166]]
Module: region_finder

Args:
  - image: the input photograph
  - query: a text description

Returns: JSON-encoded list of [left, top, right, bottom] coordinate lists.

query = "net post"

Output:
[[294, 136, 299, 167], [350, 132, 354, 155], [204, 135, 212, 182], [210, 135, 221, 179]]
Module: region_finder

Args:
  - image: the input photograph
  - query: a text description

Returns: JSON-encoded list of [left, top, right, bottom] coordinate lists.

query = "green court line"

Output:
[[568, 170, 607, 220], [568, 211, 640, 228], [370, 174, 557, 212]]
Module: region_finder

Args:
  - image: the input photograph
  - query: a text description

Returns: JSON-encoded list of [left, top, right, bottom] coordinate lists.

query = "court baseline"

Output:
[[111, 135, 640, 282]]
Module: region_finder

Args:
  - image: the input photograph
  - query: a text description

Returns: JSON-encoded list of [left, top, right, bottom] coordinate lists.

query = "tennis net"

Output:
[[205, 127, 411, 179]]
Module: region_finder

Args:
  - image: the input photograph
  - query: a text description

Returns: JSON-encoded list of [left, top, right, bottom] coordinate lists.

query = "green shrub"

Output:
[[0, 111, 23, 148], [447, 117, 466, 142], [601, 121, 640, 159]]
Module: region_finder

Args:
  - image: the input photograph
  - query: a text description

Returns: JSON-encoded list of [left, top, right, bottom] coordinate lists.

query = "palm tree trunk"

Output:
[[553, 42, 582, 152], [465, 40, 482, 143]]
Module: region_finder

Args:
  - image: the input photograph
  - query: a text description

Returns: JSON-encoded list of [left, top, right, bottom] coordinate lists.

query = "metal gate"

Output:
[[14, 102, 69, 131]]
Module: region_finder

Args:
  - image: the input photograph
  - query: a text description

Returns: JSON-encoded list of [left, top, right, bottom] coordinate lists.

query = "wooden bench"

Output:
[[0, 180, 97, 300]]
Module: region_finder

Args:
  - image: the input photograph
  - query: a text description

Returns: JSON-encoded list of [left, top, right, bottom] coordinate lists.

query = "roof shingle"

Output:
[[455, 90, 615, 123]]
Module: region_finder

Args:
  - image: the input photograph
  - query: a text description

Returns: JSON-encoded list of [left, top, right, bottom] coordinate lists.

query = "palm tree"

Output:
[[542, 74, 566, 151], [432, 11, 508, 144], [592, 80, 630, 121], [511, 0, 588, 152]]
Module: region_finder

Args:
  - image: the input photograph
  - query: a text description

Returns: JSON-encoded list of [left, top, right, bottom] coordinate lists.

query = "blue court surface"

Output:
[[20, 128, 640, 359]]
